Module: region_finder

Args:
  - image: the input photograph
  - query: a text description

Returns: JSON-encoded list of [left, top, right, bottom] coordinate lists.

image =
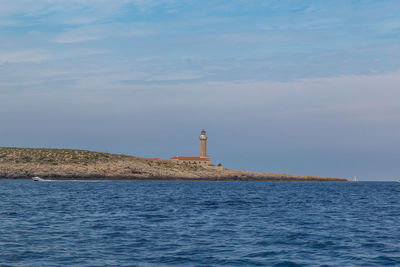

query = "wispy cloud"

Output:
[[374, 18, 400, 34], [0, 0, 173, 26], [54, 23, 154, 43], [54, 26, 106, 43], [0, 49, 49, 64]]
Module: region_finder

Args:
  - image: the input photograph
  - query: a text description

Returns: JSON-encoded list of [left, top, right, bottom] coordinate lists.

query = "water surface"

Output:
[[1, 181, 399, 266]]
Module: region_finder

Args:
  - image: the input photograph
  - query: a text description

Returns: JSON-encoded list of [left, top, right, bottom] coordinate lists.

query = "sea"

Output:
[[0, 180, 399, 266]]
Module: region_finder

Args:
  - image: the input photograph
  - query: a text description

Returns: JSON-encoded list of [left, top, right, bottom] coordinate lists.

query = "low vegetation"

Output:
[[0, 147, 125, 164], [0, 147, 347, 181]]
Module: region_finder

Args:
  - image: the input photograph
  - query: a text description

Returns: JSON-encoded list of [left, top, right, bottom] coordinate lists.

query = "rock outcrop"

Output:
[[0, 147, 347, 182]]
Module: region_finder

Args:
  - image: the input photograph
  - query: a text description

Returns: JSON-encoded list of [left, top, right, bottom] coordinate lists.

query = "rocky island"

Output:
[[0, 147, 347, 182]]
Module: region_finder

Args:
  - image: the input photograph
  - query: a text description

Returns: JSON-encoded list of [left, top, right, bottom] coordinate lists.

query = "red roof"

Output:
[[170, 156, 210, 161]]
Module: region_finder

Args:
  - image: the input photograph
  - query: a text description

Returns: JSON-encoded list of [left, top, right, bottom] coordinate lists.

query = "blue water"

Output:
[[0, 181, 399, 266]]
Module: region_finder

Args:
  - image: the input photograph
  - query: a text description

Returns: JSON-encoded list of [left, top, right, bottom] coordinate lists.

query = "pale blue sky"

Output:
[[1, 0, 400, 180]]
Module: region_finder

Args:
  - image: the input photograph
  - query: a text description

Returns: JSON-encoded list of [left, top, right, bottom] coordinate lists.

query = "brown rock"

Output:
[[0, 147, 347, 182]]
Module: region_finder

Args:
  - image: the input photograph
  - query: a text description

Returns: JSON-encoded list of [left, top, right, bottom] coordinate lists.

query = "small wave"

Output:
[[274, 260, 305, 267]]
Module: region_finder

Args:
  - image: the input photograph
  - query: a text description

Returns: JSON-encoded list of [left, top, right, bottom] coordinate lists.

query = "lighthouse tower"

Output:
[[199, 129, 207, 158], [170, 130, 211, 165]]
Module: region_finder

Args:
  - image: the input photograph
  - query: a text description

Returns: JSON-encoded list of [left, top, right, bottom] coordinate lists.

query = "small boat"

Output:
[[351, 176, 357, 182], [32, 176, 45, 181]]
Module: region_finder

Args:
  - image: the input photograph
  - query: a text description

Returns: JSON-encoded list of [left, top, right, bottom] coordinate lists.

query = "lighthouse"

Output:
[[200, 129, 207, 158], [170, 129, 211, 166]]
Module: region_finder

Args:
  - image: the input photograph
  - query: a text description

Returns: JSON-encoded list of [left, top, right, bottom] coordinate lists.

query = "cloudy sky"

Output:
[[1, 0, 400, 180]]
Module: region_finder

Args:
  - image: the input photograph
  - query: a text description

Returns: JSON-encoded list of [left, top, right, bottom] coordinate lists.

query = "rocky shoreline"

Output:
[[3, 176, 348, 182], [0, 147, 347, 182]]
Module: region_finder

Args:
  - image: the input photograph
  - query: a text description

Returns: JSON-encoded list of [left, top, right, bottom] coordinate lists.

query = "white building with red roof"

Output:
[[170, 130, 211, 166]]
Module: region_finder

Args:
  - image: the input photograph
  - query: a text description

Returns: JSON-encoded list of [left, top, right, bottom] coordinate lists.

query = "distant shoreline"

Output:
[[0, 147, 348, 182], [1, 177, 348, 182]]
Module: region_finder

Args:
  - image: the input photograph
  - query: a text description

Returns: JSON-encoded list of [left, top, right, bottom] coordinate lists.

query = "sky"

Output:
[[1, 0, 400, 181]]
